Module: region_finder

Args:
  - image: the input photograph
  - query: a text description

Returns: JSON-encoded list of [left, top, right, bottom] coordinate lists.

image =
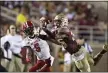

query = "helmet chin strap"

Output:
[[28, 30, 35, 38], [29, 27, 41, 39], [29, 33, 35, 39]]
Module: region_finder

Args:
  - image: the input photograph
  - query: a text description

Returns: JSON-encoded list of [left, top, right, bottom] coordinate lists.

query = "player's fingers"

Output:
[[103, 44, 108, 51]]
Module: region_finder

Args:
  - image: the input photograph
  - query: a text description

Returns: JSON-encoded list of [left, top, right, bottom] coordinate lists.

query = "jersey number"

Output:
[[34, 41, 41, 52]]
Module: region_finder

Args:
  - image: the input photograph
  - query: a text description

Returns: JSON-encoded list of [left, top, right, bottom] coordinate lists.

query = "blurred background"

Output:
[[0, 1, 108, 72]]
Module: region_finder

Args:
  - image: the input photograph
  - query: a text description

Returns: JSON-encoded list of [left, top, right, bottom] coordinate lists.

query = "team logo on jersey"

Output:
[[34, 40, 41, 52]]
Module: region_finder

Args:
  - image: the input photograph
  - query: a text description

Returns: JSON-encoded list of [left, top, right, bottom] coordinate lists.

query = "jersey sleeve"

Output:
[[43, 28, 55, 39]]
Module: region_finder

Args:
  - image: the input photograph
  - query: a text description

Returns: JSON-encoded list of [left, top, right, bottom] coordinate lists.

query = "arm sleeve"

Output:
[[43, 28, 55, 39], [38, 35, 49, 40]]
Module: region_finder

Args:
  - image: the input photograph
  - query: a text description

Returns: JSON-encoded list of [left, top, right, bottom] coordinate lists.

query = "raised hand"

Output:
[[103, 44, 108, 51]]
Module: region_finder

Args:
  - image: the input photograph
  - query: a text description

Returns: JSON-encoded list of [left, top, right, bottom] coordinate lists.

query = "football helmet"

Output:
[[54, 14, 68, 27], [22, 21, 34, 36]]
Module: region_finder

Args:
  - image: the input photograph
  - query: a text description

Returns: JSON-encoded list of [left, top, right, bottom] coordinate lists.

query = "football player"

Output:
[[49, 14, 108, 72], [57, 27, 108, 72], [21, 21, 54, 72]]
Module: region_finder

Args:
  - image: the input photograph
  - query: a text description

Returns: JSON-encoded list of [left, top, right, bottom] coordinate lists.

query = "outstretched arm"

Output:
[[42, 28, 55, 39], [94, 44, 108, 66]]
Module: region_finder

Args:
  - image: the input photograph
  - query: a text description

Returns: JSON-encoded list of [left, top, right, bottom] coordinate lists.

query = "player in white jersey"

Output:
[[21, 21, 54, 72]]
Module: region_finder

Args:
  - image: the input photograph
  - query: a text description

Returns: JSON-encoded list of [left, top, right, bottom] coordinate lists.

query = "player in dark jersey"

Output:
[[39, 14, 108, 72], [32, 14, 108, 72], [56, 26, 108, 72], [38, 15, 89, 71]]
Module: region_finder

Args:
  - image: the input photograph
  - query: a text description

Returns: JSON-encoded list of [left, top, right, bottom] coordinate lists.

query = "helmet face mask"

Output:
[[54, 19, 62, 27], [22, 21, 34, 37], [62, 17, 68, 26], [54, 15, 63, 27], [54, 14, 68, 27], [23, 27, 34, 36]]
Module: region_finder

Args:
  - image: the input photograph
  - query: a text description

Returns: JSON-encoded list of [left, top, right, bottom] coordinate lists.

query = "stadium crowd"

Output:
[[1, 1, 107, 39]]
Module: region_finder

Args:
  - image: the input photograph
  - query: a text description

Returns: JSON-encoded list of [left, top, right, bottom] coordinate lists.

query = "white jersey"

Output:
[[22, 36, 51, 60], [0, 34, 23, 59]]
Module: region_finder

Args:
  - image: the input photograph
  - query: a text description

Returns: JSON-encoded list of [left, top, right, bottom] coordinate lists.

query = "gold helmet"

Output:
[[54, 14, 64, 21], [54, 13, 68, 27]]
